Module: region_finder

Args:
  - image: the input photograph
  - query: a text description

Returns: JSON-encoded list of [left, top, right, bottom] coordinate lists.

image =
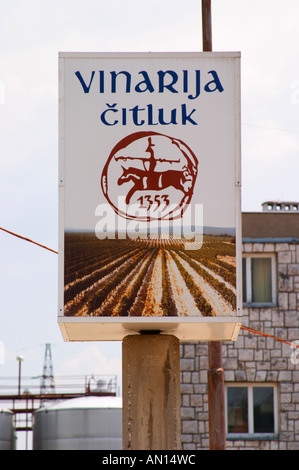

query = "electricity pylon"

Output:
[[40, 343, 55, 395]]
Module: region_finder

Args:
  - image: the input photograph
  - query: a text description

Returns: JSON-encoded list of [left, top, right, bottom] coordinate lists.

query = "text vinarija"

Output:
[[75, 68, 224, 127], [75, 69, 224, 99]]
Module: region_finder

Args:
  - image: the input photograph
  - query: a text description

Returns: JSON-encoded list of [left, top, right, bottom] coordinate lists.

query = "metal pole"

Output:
[[17, 355, 24, 396], [202, 0, 212, 52], [18, 361, 21, 395], [208, 341, 226, 450], [201, 0, 226, 450]]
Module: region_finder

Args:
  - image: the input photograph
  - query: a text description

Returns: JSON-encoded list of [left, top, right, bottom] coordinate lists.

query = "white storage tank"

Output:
[[0, 409, 15, 450], [32, 396, 122, 450]]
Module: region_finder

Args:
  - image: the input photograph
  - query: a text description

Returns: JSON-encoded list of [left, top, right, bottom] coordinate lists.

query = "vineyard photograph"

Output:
[[63, 231, 236, 318]]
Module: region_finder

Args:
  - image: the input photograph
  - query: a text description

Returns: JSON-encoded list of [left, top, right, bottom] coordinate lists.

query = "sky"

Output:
[[1, 0, 299, 398]]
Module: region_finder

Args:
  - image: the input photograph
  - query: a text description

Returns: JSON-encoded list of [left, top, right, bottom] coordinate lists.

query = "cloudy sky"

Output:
[[1, 0, 299, 392]]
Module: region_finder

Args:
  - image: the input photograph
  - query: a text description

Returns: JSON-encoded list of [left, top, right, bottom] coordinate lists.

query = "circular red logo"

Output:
[[101, 131, 198, 221]]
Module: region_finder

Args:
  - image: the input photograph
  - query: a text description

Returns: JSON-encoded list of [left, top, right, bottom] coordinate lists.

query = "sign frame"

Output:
[[58, 51, 242, 342]]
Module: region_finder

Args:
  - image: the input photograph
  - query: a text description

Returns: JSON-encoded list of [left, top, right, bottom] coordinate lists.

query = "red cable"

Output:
[[1, 226, 298, 349], [241, 326, 299, 348], [0, 227, 58, 254]]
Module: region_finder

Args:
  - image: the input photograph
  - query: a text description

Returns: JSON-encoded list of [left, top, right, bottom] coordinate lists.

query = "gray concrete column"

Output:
[[122, 334, 181, 450]]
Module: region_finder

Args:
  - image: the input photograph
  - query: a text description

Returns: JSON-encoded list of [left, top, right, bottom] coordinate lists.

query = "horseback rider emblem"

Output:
[[101, 131, 198, 222]]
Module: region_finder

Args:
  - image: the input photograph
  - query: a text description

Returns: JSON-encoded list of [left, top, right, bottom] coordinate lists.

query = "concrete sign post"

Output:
[[122, 334, 181, 450], [58, 48, 241, 451]]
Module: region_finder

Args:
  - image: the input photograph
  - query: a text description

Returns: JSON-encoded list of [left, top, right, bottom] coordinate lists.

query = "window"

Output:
[[226, 384, 278, 437], [242, 254, 276, 305]]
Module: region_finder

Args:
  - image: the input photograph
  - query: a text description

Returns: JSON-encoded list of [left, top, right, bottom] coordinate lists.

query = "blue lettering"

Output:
[[99, 70, 104, 93], [129, 105, 145, 126], [135, 71, 154, 93], [204, 70, 224, 93], [181, 104, 197, 125], [183, 70, 188, 93], [187, 70, 201, 100], [75, 71, 95, 93], [111, 71, 131, 93], [158, 108, 177, 125], [100, 103, 118, 126], [122, 108, 127, 125], [158, 70, 179, 94], [76, 69, 224, 99], [99, 103, 198, 126], [147, 104, 158, 125]]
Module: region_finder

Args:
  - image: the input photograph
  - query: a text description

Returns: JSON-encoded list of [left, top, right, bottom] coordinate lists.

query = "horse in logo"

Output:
[[117, 137, 194, 205]]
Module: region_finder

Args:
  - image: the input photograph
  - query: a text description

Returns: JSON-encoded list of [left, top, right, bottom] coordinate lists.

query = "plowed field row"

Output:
[[63, 234, 236, 317]]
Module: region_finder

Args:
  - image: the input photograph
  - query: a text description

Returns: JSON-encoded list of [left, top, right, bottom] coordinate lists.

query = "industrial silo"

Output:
[[0, 409, 16, 450], [32, 396, 122, 450]]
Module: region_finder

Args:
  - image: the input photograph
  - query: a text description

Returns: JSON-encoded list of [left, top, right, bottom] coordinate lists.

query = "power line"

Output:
[[0, 226, 58, 254], [243, 122, 299, 135], [240, 326, 299, 348], [1, 226, 298, 349]]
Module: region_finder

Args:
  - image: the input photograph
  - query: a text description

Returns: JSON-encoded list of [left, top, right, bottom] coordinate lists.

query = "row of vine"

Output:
[[168, 250, 214, 317], [177, 250, 236, 310]]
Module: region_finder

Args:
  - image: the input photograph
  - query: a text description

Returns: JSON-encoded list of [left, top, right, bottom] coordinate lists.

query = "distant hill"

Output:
[[202, 226, 235, 236]]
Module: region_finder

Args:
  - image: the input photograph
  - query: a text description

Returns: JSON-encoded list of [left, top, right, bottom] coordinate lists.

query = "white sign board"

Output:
[[58, 52, 242, 341]]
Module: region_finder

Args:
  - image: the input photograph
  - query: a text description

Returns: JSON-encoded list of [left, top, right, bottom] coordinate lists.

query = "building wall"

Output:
[[180, 240, 299, 450]]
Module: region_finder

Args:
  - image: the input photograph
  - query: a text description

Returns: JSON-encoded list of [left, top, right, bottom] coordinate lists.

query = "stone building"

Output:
[[180, 203, 299, 450]]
